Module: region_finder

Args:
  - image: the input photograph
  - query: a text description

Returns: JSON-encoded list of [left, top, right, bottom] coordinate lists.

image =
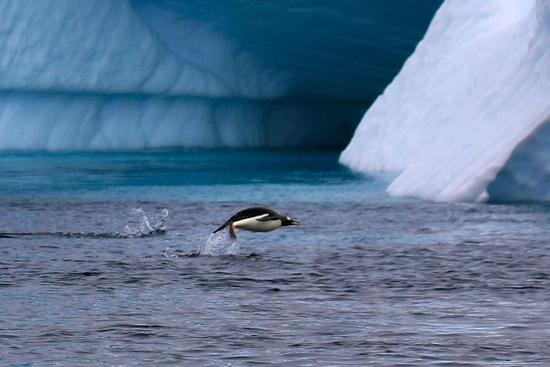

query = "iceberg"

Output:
[[341, 0, 550, 202], [0, 0, 439, 150]]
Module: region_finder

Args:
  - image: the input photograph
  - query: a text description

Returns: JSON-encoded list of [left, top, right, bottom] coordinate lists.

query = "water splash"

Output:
[[198, 232, 240, 256], [123, 208, 168, 237], [163, 231, 239, 258], [163, 246, 181, 259]]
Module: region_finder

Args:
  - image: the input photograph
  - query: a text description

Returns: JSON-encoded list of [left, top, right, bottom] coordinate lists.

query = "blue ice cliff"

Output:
[[0, 0, 438, 149]]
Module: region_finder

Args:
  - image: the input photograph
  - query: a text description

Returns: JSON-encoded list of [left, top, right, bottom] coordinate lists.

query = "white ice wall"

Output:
[[341, 0, 550, 202]]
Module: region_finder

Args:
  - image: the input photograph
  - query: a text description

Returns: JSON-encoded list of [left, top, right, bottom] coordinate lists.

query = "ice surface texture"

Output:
[[0, 0, 439, 149], [341, 0, 550, 202]]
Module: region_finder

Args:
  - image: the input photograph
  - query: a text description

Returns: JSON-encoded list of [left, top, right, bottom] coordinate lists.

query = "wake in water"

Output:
[[0, 208, 168, 239]]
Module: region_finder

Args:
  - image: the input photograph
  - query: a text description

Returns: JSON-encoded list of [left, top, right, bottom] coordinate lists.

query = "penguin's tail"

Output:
[[213, 220, 231, 234]]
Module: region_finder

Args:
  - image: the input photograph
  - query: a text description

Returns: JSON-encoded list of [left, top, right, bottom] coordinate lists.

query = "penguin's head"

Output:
[[281, 216, 299, 226]]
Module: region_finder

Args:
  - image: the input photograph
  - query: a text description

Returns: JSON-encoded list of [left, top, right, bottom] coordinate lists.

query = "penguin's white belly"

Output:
[[233, 215, 282, 232]]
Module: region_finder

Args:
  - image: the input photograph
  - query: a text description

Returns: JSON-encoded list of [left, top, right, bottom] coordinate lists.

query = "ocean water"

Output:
[[1, 150, 549, 366]]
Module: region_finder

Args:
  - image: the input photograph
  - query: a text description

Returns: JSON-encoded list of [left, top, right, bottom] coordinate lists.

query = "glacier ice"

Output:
[[341, 0, 550, 202], [0, 0, 439, 150]]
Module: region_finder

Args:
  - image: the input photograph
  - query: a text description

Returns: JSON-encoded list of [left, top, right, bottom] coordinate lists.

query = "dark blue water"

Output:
[[1, 150, 549, 366]]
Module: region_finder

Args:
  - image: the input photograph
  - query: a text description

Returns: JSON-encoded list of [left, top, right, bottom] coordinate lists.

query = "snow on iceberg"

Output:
[[341, 0, 550, 202]]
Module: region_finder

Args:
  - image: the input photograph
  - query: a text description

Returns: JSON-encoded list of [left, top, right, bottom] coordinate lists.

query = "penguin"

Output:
[[213, 207, 299, 240]]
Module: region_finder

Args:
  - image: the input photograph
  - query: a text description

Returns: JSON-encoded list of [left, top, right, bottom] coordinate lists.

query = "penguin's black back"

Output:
[[229, 207, 278, 222]]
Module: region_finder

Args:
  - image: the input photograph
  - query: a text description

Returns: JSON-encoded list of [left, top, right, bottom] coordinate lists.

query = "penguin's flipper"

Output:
[[256, 215, 280, 222], [213, 220, 231, 233], [229, 224, 237, 240]]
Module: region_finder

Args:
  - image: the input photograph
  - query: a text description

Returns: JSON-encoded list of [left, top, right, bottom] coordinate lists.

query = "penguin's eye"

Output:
[[286, 216, 291, 220]]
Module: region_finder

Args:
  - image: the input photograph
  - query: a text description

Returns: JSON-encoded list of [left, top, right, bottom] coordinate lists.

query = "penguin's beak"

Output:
[[290, 218, 300, 226]]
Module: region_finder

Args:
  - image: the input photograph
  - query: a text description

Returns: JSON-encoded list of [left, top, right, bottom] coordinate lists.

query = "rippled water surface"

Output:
[[1, 151, 549, 366]]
